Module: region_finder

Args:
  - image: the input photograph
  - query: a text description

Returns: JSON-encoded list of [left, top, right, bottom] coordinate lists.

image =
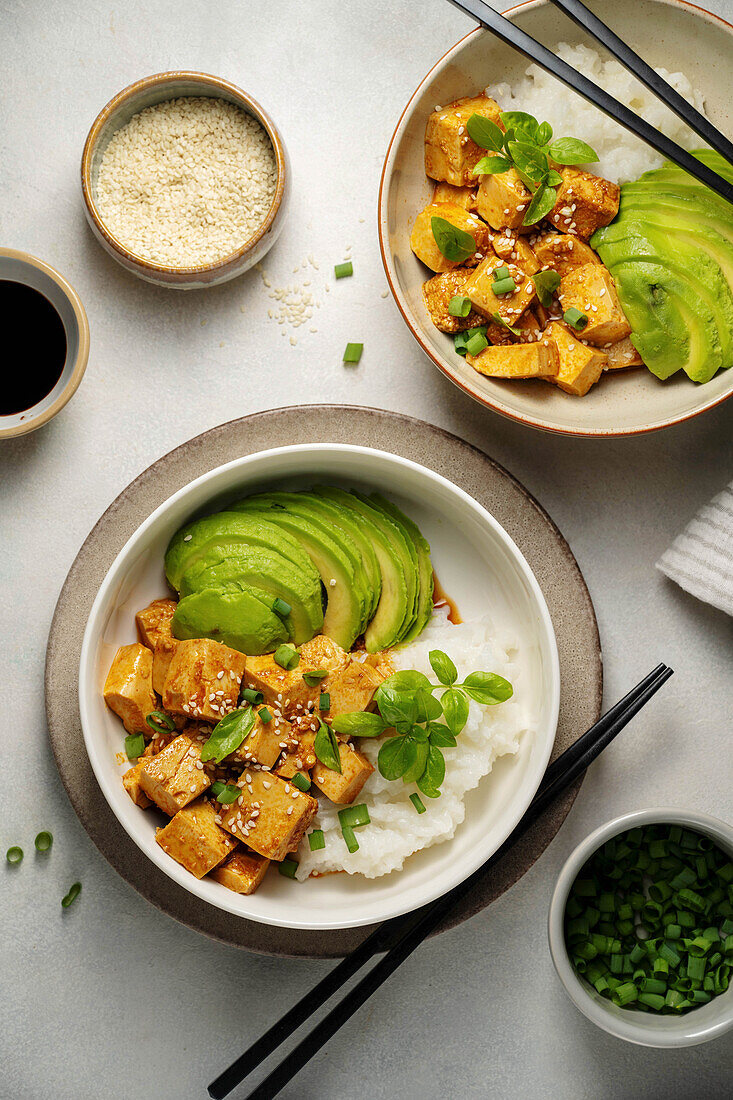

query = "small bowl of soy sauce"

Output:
[[0, 249, 90, 439]]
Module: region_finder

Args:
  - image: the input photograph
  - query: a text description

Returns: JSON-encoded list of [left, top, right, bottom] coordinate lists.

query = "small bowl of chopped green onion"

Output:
[[548, 809, 733, 1047]]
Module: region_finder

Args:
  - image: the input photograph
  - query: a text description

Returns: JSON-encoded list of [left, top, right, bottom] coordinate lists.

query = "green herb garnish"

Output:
[[241, 688, 264, 705], [330, 711, 389, 738], [465, 331, 488, 356], [274, 644, 300, 670], [258, 706, 273, 724], [145, 710, 175, 734], [410, 793, 427, 814], [303, 669, 328, 687], [200, 707, 256, 764], [431, 215, 476, 262], [343, 342, 363, 364], [564, 307, 589, 331], [448, 295, 472, 318], [533, 269, 561, 307], [308, 829, 326, 851], [61, 882, 82, 908], [314, 720, 342, 773], [272, 597, 292, 617], [338, 804, 371, 829], [334, 261, 353, 279], [491, 277, 516, 296], [292, 772, 311, 792], [6, 847, 23, 865], [125, 733, 145, 760], [454, 325, 487, 357], [341, 825, 359, 854], [493, 266, 512, 282], [489, 312, 523, 337], [278, 858, 299, 879], [210, 781, 242, 804], [35, 831, 53, 852], [319, 692, 330, 712]]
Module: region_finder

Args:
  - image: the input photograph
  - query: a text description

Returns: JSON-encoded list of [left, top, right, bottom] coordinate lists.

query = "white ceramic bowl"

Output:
[[378, 0, 733, 436], [548, 808, 733, 1047], [79, 444, 560, 930]]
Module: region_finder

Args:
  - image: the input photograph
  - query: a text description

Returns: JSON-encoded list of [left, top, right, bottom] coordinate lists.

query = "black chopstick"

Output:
[[208, 664, 673, 1099], [444, 0, 733, 204], [548, 0, 733, 166]]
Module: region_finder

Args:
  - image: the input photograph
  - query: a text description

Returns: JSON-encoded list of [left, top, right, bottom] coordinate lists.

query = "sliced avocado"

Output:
[[368, 494, 433, 644], [230, 497, 367, 651], [296, 491, 382, 619], [312, 487, 416, 652], [172, 584, 290, 655]]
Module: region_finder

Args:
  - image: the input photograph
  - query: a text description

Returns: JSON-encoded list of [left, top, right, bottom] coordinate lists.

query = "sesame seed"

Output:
[[183, 534, 192, 542], [263, 781, 271, 789], [287, 806, 293, 815]]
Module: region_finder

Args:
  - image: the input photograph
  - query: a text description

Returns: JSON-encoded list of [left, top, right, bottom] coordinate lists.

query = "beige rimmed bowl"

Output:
[[0, 248, 90, 439], [378, 0, 733, 436], [81, 71, 290, 289]]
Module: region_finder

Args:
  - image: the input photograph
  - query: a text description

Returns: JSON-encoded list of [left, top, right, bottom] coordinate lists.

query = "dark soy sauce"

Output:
[[0, 280, 67, 415]]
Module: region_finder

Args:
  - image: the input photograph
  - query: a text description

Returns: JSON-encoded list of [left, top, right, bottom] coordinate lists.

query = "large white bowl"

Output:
[[79, 444, 560, 930]]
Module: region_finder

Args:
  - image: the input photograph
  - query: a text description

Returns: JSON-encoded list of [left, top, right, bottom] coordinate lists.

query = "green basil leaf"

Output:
[[462, 671, 514, 705], [417, 745, 446, 798], [414, 688, 443, 723], [508, 141, 548, 184], [466, 112, 505, 151], [375, 686, 417, 732], [489, 311, 522, 337], [441, 688, 470, 735], [537, 121, 553, 146], [378, 670, 432, 695], [402, 739, 429, 783], [429, 649, 457, 686], [522, 183, 557, 226], [500, 111, 540, 143], [431, 216, 476, 263], [330, 711, 389, 738], [548, 137, 599, 165], [532, 269, 561, 308], [378, 735, 417, 781], [125, 733, 145, 760], [409, 723, 430, 744], [427, 723, 457, 748], [314, 721, 342, 773], [472, 154, 511, 177], [200, 708, 256, 764], [546, 169, 563, 186]]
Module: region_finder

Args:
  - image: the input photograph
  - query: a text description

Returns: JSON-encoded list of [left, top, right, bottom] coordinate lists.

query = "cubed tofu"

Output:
[[432, 182, 477, 211], [425, 94, 502, 186], [558, 265, 631, 346], [311, 742, 375, 804], [422, 268, 488, 334], [156, 798, 237, 878], [122, 760, 151, 809], [476, 168, 531, 230], [162, 638, 246, 721], [548, 169, 620, 240], [362, 652, 394, 679], [229, 711, 289, 769], [137, 733, 211, 815], [210, 850, 270, 894], [464, 256, 536, 323], [530, 232, 601, 277], [276, 724, 318, 779], [135, 598, 177, 650], [605, 336, 644, 370], [218, 771, 318, 861], [153, 636, 180, 697], [491, 232, 540, 276], [509, 308, 545, 344], [467, 340, 559, 380], [410, 202, 491, 273], [245, 635, 350, 716], [326, 660, 385, 720], [544, 322, 607, 396], [103, 643, 156, 734]]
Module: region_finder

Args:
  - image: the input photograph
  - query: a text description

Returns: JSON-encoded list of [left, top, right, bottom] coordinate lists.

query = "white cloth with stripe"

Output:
[[656, 482, 733, 616]]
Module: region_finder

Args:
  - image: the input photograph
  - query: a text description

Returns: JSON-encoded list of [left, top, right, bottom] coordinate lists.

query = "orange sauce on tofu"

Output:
[[432, 571, 462, 624]]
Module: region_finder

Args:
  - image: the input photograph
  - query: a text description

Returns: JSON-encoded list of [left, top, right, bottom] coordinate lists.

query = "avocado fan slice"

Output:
[[368, 493, 434, 644], [312, 487, 416, 652], [229, 496, 368, 651], [172, 583, 290, 655]]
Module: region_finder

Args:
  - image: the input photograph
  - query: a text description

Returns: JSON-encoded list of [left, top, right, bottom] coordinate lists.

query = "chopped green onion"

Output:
[[308, 829, 325, 851], [292, 772, 311, 792], [341, 825, 359, 854], [303, 669, 328, 687], [319, 692, 330, 712], [492, 266, 512, 281], [210, 781, 242, 805], [278, 858, 299, 879], [259, 706, 273, 724], [241, 688, 264, 705], [6, 847, 23, 865], [272, 597, 292, 617], [145, 709, 176, 734], [410, 793, 426, 814], [448, 294, 472, 318], [61, 882, 82, 908], [465, 331, 488, 356], [125, 733, 145, 760], [334, 261, 353, 279], [343, 342, 363, 364], [34, 832, 53, 852], [274, 644, 300, 671], [563, 307, 588, 331], [338, 804, 371, 829], [491, 277, 516, 296]]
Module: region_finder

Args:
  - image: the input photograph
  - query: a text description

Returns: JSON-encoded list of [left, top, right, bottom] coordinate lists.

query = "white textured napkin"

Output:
[[656, 482, 733, 616]]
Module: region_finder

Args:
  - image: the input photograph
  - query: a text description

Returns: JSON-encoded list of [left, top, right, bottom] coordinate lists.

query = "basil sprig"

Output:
[[314, 721, 342, 773], [200, 707, 256, 764], [533, 269, 561, 308], [431, 216, 476, 263], [468, 109, 599, 226]]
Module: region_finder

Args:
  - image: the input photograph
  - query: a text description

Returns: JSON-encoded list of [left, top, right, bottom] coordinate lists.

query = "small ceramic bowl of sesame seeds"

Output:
[[81, 71, 289, 288]]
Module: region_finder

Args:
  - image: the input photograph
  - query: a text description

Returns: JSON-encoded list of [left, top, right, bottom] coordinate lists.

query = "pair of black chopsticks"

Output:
[[208, 662, 673, 1099], [445, 0, 733, 203]]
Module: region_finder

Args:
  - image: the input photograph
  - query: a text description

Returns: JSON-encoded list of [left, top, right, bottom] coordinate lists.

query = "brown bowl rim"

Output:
[[80, 70, 287, 276], [377, 0, 733, 437], [0, 248, 90, 439]]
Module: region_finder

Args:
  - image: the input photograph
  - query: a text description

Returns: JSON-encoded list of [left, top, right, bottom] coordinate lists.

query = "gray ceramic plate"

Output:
[[45, 406, 602, 957]]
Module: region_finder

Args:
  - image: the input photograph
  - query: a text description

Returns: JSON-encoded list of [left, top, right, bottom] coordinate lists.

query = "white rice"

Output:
[[295, 608, 530, 880], [487, 43, 708, 184]]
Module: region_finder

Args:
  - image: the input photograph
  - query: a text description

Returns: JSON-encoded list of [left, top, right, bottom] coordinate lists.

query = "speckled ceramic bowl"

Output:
[[379, 0, 733, 436], [81, 71, 290, 289]]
